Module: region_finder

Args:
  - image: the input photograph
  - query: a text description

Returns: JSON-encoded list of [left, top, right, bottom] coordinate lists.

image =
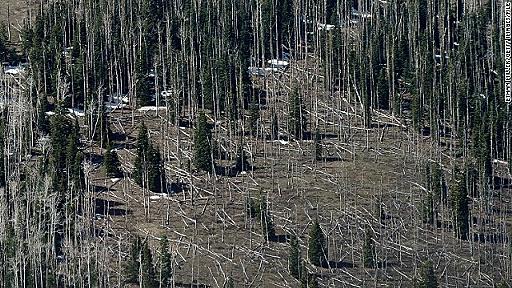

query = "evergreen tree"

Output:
[[124, 236, 142, 284], [159, 236, 172, 288], [451, 169, 469, 240], [0, 110, 5, 187], [135, 46, 153, 107], [271, 110, 279, 140], [377, 69, 389, 110], [422, 191, 434, 225], [133, 122, 165, 192], [248, 101, 259, 137], [288, 234, 302, 279], [141, 241, 157, 288], [38, 95, 50, 134], [104, 145, 122, 177], [314, 129, 322, 161], [194, 111, 212, 171], [418, 261, 438, 288], [289, 88, 306, 140], [66, 119, 84, 186], [301, 273, 319, 288], [362, 228, 375, 268], [225, 277, 234, 288], [259, 195, 275, 241], [308, 221, 327, 267], [234, 146, 250, 173]]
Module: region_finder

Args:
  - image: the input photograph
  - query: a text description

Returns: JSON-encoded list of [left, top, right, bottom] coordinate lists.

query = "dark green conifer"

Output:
[[104, 145, 122, 177], [141, 241, 157, 288], [134, 122, 165, 192], [259, 195, 275, 241], [194, 111, 212, 172], [418, 261, 438, 288], [159, 236, 172, 288], [451, 169, 469, 240], [124, 236, 142, 284], [363, 228, 375, 268], [289, 88, 306, 139], [314, 129, 322, 161], [308, 221, 327, 267], [248, 100, 259, 137], [288, 234, 302, 279], [38, 95, 50, 134]]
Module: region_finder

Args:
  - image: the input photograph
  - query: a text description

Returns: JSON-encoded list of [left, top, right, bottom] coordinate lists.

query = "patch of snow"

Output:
[[267, 59, 289, 67], [4, 66, 25, 75], [67, 108, 85, 117], [317, 23, 336, 31], [105, 94, 129, 111], [110, 178, 121, 183], [453, 42, 459, 46], [105, 102, 128, 110], [137, 106, 167, 112], [161, 90, 173, 97], [45, 111, 56, 116], [275, 140, 289, 145], [150, 193, 170, 200]]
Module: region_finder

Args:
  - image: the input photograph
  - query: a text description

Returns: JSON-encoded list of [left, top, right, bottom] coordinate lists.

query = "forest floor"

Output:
[[81, 56, 512, 287]]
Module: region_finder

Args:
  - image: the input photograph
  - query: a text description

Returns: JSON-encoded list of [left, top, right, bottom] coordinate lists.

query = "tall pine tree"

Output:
[[194, 111, 212, 172], [308, 221, 327, 267]]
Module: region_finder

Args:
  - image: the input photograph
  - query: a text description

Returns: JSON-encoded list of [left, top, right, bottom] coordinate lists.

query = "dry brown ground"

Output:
[[84, 86, 512, 287]]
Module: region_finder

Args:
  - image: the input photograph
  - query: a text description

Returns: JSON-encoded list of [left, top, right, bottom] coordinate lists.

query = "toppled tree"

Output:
[[308, 221, 327, 267], [194, 111, 212, 172]]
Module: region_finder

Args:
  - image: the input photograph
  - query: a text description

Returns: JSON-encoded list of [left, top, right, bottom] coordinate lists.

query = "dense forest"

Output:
[[0, 0, 510, 287]]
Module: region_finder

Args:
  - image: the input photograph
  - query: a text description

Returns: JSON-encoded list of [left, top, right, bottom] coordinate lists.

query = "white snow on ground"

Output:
[[267, 59, 289, 68], [105, 94, 129, 111], [273, 139, 289, 145], [67, 108, 85, 117], [4, 66, 25, 75], [161, 90, 173, 97], [45, 111, 56, 116], [317, 23, 336, 31], [149, 193, 171, 201], [105, 102, 128, 110], [137, 106, 167, 112], [110, 178, 121, 183]]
